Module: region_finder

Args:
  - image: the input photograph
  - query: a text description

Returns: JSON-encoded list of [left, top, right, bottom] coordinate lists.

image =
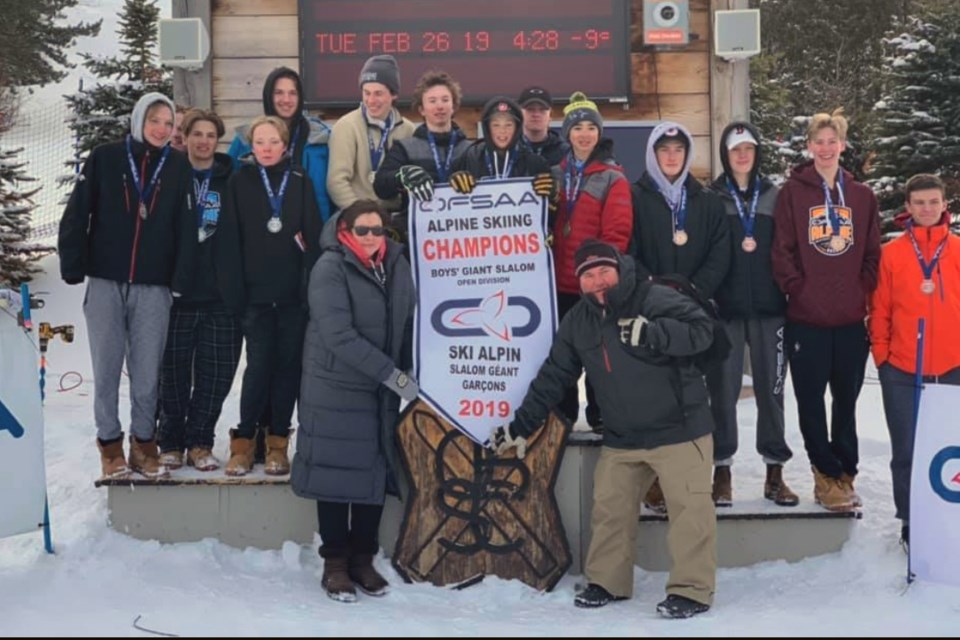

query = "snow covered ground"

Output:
[[2, 255, 960, 637]]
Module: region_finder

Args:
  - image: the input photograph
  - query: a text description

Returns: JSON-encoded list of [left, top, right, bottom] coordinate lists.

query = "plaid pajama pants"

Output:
[[157, 305, 242, 452]]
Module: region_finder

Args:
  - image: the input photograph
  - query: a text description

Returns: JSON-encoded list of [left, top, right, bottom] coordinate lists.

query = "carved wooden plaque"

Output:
[[392, 401, 571, 591]]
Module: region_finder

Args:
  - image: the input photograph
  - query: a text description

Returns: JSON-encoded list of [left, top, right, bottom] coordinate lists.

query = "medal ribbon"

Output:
[[126, 135, 171, 216], [427, 129, 459, 182], [821, 170, 847, 237], [258, 165, 290, 224], [906, 220, 949, 282], [727, 178, 760, 239]]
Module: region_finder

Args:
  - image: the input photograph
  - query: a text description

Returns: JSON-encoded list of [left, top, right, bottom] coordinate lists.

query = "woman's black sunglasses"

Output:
[[352, 225, 386, 237]]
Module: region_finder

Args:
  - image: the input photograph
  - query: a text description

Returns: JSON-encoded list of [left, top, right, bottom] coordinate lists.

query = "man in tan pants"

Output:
[[587, 435, 715, 609], [491, 239, 717, 618]]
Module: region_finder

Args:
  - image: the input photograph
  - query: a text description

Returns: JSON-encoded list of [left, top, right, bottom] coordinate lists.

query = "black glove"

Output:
[[617, 315, 649, 347], [396, 165, 434, 202], [532, 173, 559, 202], [449, 170, 477, 194], [489, 424, 527, 459]]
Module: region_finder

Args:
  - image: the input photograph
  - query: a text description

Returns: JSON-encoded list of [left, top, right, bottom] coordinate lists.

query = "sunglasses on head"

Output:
[[352, 225, 385, 237]]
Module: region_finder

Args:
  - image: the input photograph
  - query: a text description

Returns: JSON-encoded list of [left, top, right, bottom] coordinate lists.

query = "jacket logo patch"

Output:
[[807, 205, 854, 256]]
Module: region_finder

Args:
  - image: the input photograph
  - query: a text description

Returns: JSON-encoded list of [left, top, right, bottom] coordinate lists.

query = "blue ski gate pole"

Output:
[[907, 317, 926, 583]]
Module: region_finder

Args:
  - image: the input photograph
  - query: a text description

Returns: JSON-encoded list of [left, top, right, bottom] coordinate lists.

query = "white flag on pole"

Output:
[[0, 311, 47, 540], [910, 383, 960, 586]]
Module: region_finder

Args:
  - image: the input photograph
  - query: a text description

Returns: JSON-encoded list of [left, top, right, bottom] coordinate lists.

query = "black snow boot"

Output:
[[656, 594, 710, 619], [574, 583, 627, 608]]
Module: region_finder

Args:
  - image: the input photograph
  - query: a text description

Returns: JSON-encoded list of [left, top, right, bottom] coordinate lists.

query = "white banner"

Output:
[[910, 383, 960, 586], [410, 179, 557, 444], [0, 311, 47, 539]]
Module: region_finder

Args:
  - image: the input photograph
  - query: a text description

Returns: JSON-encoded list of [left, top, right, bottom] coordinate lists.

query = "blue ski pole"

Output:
[[907, 317, 926, 583]]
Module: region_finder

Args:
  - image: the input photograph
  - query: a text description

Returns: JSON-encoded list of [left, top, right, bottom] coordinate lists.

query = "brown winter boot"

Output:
[[765, 464, 799, 506], [128, 436, 170, 479], [812, 466, 854, 511], [349, 553, 390, 596], [97, 436, 130, 480], [225, 430, 255, 476], [643, 478, 667, 513], [263, 432, 291, 476], [840, 473, 863, 507], [712, 466, 733, 507], [186, 447, 220, 472], [322, 555, 358, 603], [158, 450, 184, 470]]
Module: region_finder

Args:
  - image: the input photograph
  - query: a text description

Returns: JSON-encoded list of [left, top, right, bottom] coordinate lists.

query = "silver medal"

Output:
[[267, 217, 283, 234], [368, 171, 377, 185], [138, 202, 148, 220], [742, 237, 757, 253], [198, 228, 208, 243], [921, 279, 936, 295], [674, 230, 689, 246]]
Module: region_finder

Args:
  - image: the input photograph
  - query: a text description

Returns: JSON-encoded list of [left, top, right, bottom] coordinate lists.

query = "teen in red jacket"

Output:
[[550, 92, 633, 431], [771, 110, 881, 511]]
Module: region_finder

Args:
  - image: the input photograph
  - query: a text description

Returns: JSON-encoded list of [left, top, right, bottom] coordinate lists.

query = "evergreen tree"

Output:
[[0, 146, 46, 287], [749, 0, 902, 180], [65, 0, 171, 156], [868, 11, 960, 231], [0, 0, 100, 92]]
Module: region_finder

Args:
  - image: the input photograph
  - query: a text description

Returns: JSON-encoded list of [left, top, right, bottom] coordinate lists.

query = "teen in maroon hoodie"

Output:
[[771, 110, 881, 511]]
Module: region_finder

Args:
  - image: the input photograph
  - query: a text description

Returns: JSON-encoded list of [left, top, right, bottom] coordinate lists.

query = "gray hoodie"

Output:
[[644, 121, 695, 209], [130, 92, 176, 145]]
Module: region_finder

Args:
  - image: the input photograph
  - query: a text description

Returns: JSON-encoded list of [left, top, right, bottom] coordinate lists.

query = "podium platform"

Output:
[[96, 434, 859, 574]]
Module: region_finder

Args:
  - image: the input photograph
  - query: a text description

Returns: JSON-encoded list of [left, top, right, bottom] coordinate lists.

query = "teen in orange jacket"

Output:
[[869, 173, 960, 545]]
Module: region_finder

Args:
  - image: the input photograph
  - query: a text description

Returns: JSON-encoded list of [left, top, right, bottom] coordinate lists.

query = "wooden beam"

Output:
[[631, 52, 710, 95], [213, 57, 299, 101], [213, 16, 298, 58], [171, 0, 213, 109], [213, 0, 296, 15], [709, 0, 751, 176], [601, 93, 711, 136]]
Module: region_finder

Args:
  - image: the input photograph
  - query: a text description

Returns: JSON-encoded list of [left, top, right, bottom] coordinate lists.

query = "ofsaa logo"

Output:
[[431, 290, 540, 341], [929, 446, 960, 503]]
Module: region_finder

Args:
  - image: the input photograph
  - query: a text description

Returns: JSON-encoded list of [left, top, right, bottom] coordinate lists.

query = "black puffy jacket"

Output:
[[510, 255, 714, 450]]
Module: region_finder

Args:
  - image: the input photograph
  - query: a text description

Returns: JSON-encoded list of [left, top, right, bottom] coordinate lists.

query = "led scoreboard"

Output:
[[298, 0, 631, 107]]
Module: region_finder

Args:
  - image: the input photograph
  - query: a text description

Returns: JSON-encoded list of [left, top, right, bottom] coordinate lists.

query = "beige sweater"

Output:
[[326, 107, 416, 212]]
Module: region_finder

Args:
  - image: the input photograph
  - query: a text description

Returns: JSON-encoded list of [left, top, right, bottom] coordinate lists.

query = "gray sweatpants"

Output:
[[83, 277, 172, 441], [878, 362, 960, 522], [705, 316, 791, 465]]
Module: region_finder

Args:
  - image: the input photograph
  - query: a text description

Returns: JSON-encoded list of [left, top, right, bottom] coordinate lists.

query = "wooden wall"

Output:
[[207, 0, 717, 178]]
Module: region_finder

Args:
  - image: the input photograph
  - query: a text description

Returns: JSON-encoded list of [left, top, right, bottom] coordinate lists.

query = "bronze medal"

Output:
[[921, 279, 936, 295], [742, 237, 757, 253], [673, 230, 688, 246], [830, 235, 846, 252]]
